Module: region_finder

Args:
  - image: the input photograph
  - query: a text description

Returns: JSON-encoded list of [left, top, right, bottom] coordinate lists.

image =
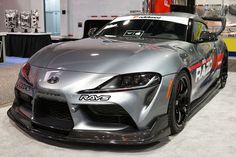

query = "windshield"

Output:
[[97, 19, 188, 41]]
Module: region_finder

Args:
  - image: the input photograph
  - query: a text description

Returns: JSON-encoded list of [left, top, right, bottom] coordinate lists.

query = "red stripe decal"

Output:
[[188, 62, 203, 71], [217, 53, 224, 67], [188, 57, 211, 72], [212, 54, 218, 69], [218, 53, 224, 62]]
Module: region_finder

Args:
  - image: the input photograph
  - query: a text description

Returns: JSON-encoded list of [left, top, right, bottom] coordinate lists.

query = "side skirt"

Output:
[[188, 79, 221, 120]]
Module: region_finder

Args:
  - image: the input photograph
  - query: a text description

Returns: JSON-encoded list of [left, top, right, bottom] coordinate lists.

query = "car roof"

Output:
[[127, 12, 204, 23]]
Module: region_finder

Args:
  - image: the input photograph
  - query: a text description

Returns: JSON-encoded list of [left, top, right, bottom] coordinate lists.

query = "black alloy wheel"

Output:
[[168, 71, 191, 135]]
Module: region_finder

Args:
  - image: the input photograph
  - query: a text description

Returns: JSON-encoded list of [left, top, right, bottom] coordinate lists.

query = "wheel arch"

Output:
[[180, 68, 192, 90], [177, 67, 193, 101], [168, 68, 192, 108]]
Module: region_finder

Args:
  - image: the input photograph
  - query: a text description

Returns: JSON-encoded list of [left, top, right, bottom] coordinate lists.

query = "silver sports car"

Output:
[[8, 12, 228, 145]]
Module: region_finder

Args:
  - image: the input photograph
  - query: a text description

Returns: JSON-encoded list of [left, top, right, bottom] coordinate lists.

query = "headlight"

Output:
[[95, 72, 161, 92], [20, 63, 31, 83]]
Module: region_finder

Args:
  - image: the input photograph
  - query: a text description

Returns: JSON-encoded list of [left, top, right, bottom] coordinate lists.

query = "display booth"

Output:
[[5, 32, 51, 58]]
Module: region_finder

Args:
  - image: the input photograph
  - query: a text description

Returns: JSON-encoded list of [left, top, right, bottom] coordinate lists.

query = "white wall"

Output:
[[0, 0, 44, 32], [68, 0, 144, 38], [60, 0, 68, 36], [45, 0, 60, 11]]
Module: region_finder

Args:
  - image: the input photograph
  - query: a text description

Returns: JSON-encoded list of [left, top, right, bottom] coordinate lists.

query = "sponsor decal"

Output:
[[37, 91, 61, 97], [195, 59, 212, 82], [211, 53, 224, 69], [79, 95, 111, 101], [138, 15, 161, 20], [112, 15, 189, 25], [123, 30, 144, 37], [188, 57, 213, 82]]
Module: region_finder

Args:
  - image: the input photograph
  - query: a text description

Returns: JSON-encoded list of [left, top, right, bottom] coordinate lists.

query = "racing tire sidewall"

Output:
[[168, 70, 191, 135]]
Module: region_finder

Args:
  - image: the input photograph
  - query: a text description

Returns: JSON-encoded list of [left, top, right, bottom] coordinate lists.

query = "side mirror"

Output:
[[199, 31, 217, 42], [88, 27, 98, 37]]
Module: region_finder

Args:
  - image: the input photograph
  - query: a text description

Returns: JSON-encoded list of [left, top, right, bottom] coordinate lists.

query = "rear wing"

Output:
[[202, 16, 226, 36]]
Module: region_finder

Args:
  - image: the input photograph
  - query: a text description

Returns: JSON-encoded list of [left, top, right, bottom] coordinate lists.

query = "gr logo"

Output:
[[79, 95, 111, 101], [44, 71, 61, 82]]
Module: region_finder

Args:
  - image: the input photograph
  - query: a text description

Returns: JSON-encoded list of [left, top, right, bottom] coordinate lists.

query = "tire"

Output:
[[168, 70, 191, 135], [229, 5, 236, 16], [219, 51, 228, 89]]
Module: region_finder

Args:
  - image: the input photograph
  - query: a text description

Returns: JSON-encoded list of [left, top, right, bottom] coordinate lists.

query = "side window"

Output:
[[192, 21, 208, 42]]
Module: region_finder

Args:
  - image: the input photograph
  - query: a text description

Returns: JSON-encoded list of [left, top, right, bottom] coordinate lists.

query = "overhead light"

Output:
[[90, 53, 100, 56]]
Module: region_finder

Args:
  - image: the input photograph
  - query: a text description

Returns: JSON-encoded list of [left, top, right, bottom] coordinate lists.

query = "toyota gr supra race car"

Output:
[[8, 12, 228, 145]]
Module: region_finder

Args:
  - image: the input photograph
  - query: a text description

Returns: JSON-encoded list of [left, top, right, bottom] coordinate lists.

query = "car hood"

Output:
[[29, 38, 183, 75]]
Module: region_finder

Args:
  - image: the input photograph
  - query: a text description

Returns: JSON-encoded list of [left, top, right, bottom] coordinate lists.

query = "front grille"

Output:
[[81, 105, 137, 129], [33, 98, 74, 131], [88, 105, 128, 116]]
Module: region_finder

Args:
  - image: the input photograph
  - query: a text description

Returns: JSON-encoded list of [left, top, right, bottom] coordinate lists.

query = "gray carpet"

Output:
[[0, 64, 23, 106], [229, 58, 236, 72]]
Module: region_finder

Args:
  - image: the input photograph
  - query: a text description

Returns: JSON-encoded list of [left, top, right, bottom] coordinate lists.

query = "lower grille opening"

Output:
[[80, 105, 137, 129], [16, 89, 33, 111], [33, 98, 74, 131], [32, 123, 70, 135]]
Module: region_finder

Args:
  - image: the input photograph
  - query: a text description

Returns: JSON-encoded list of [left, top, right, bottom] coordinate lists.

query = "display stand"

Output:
[[0, 33, 7, 63]]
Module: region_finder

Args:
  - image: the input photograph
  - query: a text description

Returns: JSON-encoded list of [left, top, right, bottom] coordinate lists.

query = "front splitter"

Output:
[[7, 106, 169, 145]]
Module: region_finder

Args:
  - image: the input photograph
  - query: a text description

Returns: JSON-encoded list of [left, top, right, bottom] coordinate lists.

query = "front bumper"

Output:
[[7, 102, 170, 145], [8, 67, 174, 145]]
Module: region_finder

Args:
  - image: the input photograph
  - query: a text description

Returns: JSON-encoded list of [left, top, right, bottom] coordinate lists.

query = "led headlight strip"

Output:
[[80, 72, 162, 93]]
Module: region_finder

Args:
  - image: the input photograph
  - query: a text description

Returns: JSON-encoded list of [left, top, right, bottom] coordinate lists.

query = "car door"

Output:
[[190, 21, 217, 99]]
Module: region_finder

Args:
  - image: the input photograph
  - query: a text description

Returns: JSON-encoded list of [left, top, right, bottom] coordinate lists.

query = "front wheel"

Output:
[[168, 71, 191, 135]]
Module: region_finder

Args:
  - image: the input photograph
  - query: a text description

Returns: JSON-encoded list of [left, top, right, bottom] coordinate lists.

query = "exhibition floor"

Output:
[[0, 64, 22, 106], [0, 58, 236, 157]]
